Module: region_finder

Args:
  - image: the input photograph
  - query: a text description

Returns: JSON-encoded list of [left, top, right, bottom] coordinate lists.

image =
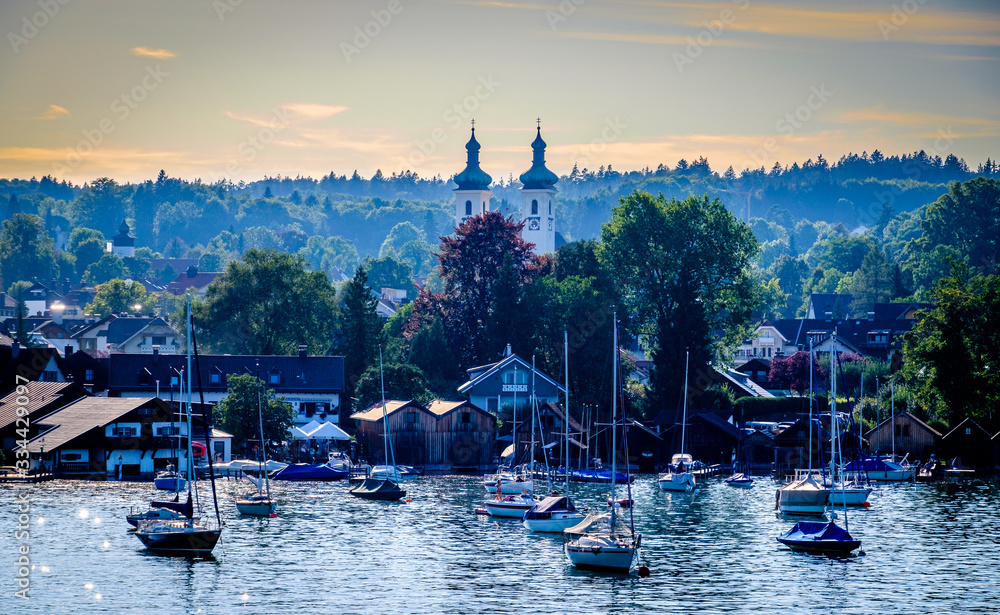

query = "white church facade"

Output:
[[452, 122, 558, 254]]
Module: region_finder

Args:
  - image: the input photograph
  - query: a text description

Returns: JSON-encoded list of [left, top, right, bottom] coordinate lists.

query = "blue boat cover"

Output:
[[272, 463, 349, 481], [843, 457, 896, 472]]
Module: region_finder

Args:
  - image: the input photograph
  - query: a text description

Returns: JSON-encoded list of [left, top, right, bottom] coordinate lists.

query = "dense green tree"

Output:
[[365, 255, 412, 292], [909, 177, 999, 275], [407, 315, 459, 395], [0, 214, 57, 286], [483, 252, 525, 359], [55, 251, 76, 281], [336, 265, 382, 397], [214, 374, 295, 454], [85, 279, 149, 315], [847, 246, 895, 315], [902, 266, 1000, 425], [768, 254, 809, 317], [355, 362, 432, 409], [73, 178, 129, 237], [197, 249, 339, 355], [379, 221, 425, 258], [68, 228, 107, 281], [598, 192, 759, 413], [6, 194, 20, 218], [83, 254, 127, 285]]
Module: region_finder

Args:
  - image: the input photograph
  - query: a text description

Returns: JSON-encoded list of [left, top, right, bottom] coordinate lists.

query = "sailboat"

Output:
[[523, 332, 585, 532], [236, 364, 277, 516], [153, 396, 188, 491], [350, 348, 406, 501], [776, 340, 828, 516], [778, 332, 862, 554], [484, 356, 541, 517], [565, 314, 641, 572], [843, 379, 914, 481], [658, 349, 696, 492], [135, 295, 223, 554], [725, 412, 754, 488]]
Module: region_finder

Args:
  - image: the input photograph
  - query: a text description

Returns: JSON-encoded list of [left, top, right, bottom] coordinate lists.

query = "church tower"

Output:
[[453, 123, 493, 228], [110, 220, 135, 258], [518, 123, 558, 254]]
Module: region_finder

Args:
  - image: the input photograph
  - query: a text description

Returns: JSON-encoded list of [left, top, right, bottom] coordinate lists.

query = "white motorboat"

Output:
[[482, 493, 538, 518], [483, 465, 533, 494], [776, 474, 828, 516], [235, 491, 277, 516], [370, 464, 421, 480]]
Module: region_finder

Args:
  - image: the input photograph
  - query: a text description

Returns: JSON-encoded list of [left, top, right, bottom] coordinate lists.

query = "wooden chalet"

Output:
[[351, 399, 496, 473], [864, 411, 941, 462]]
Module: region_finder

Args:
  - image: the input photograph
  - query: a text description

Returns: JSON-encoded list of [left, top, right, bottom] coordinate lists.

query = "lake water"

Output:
[[4, 474, 999, 614]]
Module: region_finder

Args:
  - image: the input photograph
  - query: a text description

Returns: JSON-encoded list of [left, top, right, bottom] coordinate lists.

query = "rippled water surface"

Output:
[[4, 475, 999, 614]]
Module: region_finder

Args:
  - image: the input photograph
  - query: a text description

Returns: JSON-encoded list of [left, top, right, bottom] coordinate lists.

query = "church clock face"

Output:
[[528, 218, 540, 231]]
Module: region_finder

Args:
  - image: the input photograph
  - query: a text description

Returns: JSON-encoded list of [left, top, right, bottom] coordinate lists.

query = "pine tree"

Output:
[[338, 265, 382, 403]]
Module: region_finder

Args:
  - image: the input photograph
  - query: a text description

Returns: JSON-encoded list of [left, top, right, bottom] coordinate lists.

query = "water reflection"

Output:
[[3, 475, 999, 613]]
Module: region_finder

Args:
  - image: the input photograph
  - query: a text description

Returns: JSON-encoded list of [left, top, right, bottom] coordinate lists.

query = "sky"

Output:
[[1, 0, 998, 185]]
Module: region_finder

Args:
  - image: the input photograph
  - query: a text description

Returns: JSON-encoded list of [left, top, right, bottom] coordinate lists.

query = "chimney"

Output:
[[152, 346, 160, 363], [298, 345, 308, 359], [64, 344, 73, 356], [186, 265, 198, 278], [867, 311, 875, 321], [51, 302, 65, 325], [504, 343, 512, 357]]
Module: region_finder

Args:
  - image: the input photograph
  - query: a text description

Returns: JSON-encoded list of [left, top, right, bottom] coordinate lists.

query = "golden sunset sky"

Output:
[[1, 0, 998, 184]]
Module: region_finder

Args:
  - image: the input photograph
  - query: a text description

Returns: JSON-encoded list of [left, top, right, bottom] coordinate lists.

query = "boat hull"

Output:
[[777, 521, 860, 554], [863, 470, 914, 481], [482, 498, 536, 518], [828, 487, 871, 506], [153, 476, 187, 491], [658, 472, 695, 492], [235, 496, 276, 516], [522, 511, 586, 533], [349, 477, 406, 501], [565, 534, 641, 572], [135, 523, 221, 553]]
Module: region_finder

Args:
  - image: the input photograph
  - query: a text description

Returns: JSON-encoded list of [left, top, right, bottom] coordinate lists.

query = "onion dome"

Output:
[[453, 127, 493, 190], [518, 127, 558, 190]]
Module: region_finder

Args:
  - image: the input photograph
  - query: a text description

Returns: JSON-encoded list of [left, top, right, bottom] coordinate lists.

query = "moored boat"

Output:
[[522, 495, 584, 532], [776, 521, 861, 554]]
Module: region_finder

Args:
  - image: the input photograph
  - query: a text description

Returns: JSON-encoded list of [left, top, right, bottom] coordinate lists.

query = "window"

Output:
[[465, 200, 472, 215], [42, 370, 58, 381], [406, 412, 417, 423], [548, 200, 552, 215], [113, 427, 136, 437], [531, 199, 538, 215], [461, 411, 471, 424], [85, 369, 94, 381], [170, 375, 179, 386], [152, 336, 166, 345], [966, 427, 972, 435], [269, 372, 281, 385], [209, 370, 222, 384], [157, 426, 179, 436]]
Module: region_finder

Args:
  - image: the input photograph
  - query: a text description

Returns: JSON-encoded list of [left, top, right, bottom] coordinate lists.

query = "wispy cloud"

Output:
[[557, 30, 762, 48], [836, 107, 1000, 137], [131, 46, 177, 59], [279, 103, 349, 120], [36, 104, 70, 120]]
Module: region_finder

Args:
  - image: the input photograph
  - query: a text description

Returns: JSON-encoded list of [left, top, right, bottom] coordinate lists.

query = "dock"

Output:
[[0, 469, 56, 484]]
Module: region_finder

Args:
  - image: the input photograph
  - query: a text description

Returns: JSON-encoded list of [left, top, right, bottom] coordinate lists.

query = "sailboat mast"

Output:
[[512, 365, 518, 466], [564, 329, 570, 495], [378, 346, 398, 481], [609, 314, 619, 532], [831, 333, 837, 483], [808, 339, 814, 470], [190, 294, 222, 526], [530, 355, 537, 479], [256, 360, 269, 498], [681, 348, 689, 456], [185, 302, 194, 505], [890, 379, 895, 459]]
